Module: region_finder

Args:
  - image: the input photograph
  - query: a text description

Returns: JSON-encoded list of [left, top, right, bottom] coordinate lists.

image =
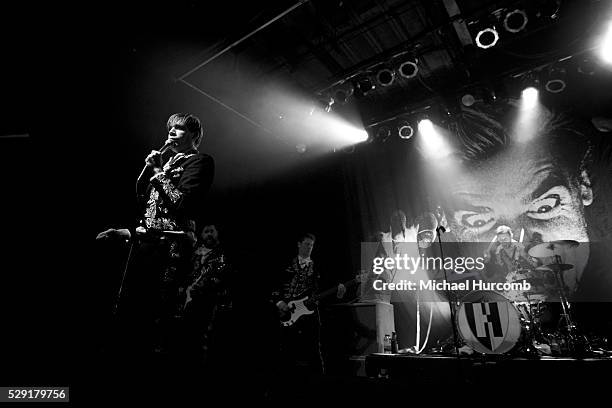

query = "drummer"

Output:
[[483, 225, 535, 278]]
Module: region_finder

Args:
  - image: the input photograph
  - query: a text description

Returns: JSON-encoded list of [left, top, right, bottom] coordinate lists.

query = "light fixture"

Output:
[[461, 94, 476, 107], [537, 0, 561, 19], [543, 67, 566, 93], [503, 9, 528, 33], [398, 60, 419, 79], [354, 75, 375, 97], [398, 121, 414, 140], [475, 27, 500, 49], [418, 119, 434, 135], [577, 58, 596, 75], [332, 83, 354, 105], [461, 87, 496, 107], [374, 126, 392, 143], [312, 95, 334, 113], [521, 87, 539, 108], [376, 68, 395, 87], [323, 96, 334, 113]]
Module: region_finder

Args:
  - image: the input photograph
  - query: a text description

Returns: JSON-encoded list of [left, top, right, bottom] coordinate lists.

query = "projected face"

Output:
[[446, 146, 593, 281]]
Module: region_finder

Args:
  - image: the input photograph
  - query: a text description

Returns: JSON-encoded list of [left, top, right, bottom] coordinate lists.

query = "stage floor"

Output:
[[365, 352, 612, 386]]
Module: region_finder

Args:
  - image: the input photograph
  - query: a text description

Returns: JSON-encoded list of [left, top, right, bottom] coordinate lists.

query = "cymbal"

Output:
[[528, 240, 580, 258], [511, 277, 548, 286], [505, 291, 547, 302], [535, 263, 574, 272]]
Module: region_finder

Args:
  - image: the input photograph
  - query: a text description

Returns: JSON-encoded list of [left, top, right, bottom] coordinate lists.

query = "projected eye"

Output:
[[456, 210, 495, 230], [527, 186, 570, 220]]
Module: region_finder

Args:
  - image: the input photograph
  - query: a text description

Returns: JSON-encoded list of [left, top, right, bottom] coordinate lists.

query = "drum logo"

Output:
[[464, 302, 509, 352]]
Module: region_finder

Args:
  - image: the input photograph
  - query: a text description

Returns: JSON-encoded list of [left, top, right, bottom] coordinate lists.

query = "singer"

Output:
[[138, 112, 214, 234], [97, 112, 214, 355]]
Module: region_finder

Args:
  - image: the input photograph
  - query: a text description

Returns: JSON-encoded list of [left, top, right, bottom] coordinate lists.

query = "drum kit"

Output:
[[455, 240, 593, 356]]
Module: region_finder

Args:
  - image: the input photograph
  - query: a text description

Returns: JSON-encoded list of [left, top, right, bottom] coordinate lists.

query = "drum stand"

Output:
[[550, 255, 591, 356], [517, 293, 542, 357]]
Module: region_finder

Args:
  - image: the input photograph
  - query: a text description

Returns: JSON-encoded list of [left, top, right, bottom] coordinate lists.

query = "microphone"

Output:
[[159, 139, 177, 154], [136, 139, 177, 186], [416, 212, 437, 235]]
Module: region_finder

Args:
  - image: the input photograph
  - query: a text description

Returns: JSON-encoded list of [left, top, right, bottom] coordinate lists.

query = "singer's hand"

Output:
[[145, 150, 163, 170], [96, 228, 131, 242]]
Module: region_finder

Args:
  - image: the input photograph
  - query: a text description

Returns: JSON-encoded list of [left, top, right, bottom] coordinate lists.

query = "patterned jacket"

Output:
[[273, 257, 321, 302], [137, 151, 214, 233]]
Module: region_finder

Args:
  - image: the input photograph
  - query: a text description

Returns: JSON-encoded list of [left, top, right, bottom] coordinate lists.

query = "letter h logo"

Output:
[[465, 302, 505, 352]]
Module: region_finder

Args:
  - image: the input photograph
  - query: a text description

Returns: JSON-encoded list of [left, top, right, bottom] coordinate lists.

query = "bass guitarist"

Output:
[[272, 232, 346, 377]]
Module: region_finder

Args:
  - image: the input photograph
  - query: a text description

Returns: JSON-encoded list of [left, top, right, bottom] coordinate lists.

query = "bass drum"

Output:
[[457, 291, 522, 354]]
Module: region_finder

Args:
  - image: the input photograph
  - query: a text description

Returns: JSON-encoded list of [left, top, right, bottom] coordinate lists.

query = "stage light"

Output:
[[461, 94, 476, 107], [398, 60, 419, 79], [332, 83, 354, 105], [601, 20, 612, 64], [543, 67, 566, 93], [324, 98, 334, 113], [418, 119, 453, 159], [418, 119, 434, 135], [398, 121, 414, 140], [475, 27, 499, 49], [326, 119, 369, 145], [578, 58, 596, 75], [538, 0, 561, 19], [516, 86, 541, 143], [503, 9, 528, 33], [355, 76, 375, 96], [376, 68, 395, 87], [521, 87, 539, 108], [312, 95, 335, 113], [374, 126, 392, 143], [296, 143, 307, 154], [483, 88, 497, 103], [352, 129, 369, 143]]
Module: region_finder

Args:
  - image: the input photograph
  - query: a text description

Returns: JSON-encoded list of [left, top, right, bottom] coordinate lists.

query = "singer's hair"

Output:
[[298, 232, 316, 243], [167, 113, 204, 146]]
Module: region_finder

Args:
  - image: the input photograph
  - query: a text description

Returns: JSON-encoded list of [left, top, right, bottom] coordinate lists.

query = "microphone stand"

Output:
[[113, 140, 176, 317], [436, 225, 460, 357]]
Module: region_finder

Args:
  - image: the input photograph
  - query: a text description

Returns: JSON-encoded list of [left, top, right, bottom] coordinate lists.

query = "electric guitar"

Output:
[[279, 275, 361, 327], [180, 254, 225, 314]]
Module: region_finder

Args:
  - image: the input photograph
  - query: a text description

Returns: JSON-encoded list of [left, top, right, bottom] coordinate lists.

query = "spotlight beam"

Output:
[[521, 87, 539, 109], [602, 20, 612, 64]]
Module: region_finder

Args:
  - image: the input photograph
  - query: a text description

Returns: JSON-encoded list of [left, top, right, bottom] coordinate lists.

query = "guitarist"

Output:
[[178, 222, 233, 366], [272, 233, 346, 377]]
